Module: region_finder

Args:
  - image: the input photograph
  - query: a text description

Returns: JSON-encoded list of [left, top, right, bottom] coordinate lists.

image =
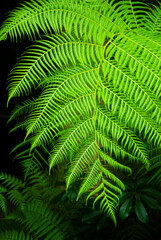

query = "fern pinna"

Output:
[[1, 0, 161, 223]]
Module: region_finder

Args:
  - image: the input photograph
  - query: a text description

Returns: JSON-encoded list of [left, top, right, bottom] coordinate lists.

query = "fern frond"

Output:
[[49, 118, 94, 168], [95, 106, 149, 164], [7, 189, 25, 210], [101, 59, 161, 125], [29, 125, 56, 150], [2, 0, 161, 224], [23, 65, 99, 138], [99, 150, 132, 175], [144, 1, 161, 33], [25, 92, 95, 141], [106, 36, 161, 98], [77, 159, 102, 198], [0, 230, 36, 240], [0, 172, 25, 189], [0, 0, 123, 42], [77, 158, 124, 224], [66, 138, 98, 188], [99, 84, 161, 148], [8, 99, 34, 123], [7, 34, 103, 102], [0, 173, 25, 211], [22, 201, 68, 240], [116, 0, 150, 28]]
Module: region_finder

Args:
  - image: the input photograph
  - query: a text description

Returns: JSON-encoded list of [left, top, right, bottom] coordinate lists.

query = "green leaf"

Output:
[[135, 199, 148, 223], [119, 198, 133, 220], [141, 194, 161, 210], [141, 188, 161, 200]]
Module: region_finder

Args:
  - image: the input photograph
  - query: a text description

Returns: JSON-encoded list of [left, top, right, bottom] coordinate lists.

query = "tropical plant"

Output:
[[119, 176, 161, 223], [0, 144, 70, 240], [1, 0, 161, 224]]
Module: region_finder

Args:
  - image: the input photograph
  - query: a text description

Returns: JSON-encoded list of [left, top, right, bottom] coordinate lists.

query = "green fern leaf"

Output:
[[1, 0, 161, 224], [0, 230, 36, 240]]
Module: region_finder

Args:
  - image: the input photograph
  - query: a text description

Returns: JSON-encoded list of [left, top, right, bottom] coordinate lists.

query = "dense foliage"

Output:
[[0, 0, 161, 238], [0, 144, 161, 239]]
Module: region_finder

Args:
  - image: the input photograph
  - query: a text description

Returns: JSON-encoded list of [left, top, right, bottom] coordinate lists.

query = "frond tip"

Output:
[[75, 158, 125, 224]]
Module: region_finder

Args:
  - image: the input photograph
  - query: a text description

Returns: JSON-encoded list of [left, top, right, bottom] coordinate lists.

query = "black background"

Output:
[[0, 0, 30, 173], [0, 0, 159, 173]]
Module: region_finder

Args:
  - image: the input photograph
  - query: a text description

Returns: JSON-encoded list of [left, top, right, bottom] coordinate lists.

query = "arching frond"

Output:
[[7, 34, 103, 103], [25, 92, 95, 139], [77, 158, 125, 225], [8, 99, 34, 123], [0, 172, 25, 189], [1, 0, 161, 224], [23, 65, 99, 138], [0, 0, 129, 42]]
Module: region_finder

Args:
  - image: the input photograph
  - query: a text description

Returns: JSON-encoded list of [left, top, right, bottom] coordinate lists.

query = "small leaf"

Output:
[[135, 199, 148, 223], [119, 198, 133, 220]]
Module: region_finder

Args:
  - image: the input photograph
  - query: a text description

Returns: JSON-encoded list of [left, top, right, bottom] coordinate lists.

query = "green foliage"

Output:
[[1, 0, 161, 223], [119, 198, 132, 220], [119, 177, 161, 223], [0, 230, 36, 240], [0, 145, 70, 240], [0, 145, 161, 240]]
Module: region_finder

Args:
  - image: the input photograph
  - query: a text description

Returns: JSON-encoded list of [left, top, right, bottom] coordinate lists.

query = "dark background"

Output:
[[0, 0, 28, 173], [0, 0, 159, 173]]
